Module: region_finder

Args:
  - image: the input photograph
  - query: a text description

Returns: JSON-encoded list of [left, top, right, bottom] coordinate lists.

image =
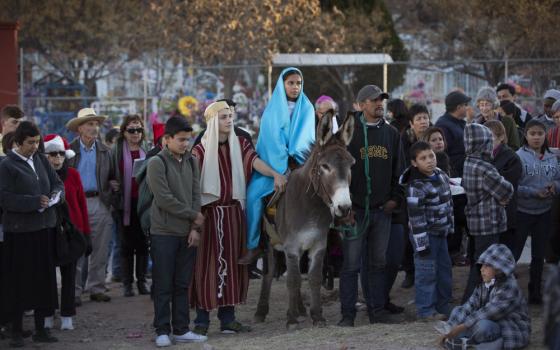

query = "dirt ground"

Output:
[[1, 264, 549, 350]]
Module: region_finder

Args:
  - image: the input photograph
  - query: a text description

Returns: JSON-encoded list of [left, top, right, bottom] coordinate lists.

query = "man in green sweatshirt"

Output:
[[147, 116, 206, 347]]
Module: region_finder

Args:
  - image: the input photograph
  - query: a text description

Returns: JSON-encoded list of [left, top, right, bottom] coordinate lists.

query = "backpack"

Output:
[[135, 153, 194, 236]]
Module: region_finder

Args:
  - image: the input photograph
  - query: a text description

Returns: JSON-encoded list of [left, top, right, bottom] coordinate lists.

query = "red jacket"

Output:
[[65, 167, 91, 235]]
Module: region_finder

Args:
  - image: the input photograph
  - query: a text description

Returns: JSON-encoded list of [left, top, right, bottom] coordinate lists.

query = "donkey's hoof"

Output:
[[313, 318, 327, 328], [254, 313, 266, 323], [286, 322, 300, 331], [298, 308, 307, 318]]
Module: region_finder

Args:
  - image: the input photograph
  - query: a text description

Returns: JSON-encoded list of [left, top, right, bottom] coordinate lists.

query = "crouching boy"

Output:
[[401, 141, 454, 321], [442, 244, 530, 350]]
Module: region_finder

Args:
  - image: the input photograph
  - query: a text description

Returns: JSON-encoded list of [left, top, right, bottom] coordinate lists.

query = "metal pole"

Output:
[[504, 57, 509, 82], [383, 63, 388, 92], [143, 69, 148, 127], [19, 48, 24, 108]]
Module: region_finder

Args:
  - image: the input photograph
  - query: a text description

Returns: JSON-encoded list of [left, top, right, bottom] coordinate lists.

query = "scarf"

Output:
[[200, 101, 246, 208], [246, 67, 316, 245], [123, 140, 145, 226]]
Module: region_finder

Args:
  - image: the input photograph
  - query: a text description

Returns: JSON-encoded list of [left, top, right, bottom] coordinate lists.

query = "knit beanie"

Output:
[[476, 87, 498, 107]]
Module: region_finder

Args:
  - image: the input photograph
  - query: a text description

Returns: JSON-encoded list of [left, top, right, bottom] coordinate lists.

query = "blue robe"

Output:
[[246, 67, 315, 249]]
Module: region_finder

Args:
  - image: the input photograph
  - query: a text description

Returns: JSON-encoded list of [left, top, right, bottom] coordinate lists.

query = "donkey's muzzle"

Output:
[[337, 205, 351, 218]]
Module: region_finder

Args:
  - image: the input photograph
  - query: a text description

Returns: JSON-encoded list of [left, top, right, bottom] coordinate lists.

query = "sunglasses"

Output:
[[126, 128, 144, 134], [47, 151, 66, 157]]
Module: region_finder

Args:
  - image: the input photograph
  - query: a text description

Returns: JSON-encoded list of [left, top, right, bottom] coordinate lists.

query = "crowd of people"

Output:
[[0, 67, 559, 349]]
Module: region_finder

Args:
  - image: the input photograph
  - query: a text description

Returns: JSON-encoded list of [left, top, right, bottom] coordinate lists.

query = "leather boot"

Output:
[[136, 254, 150, 295], [122, 255, 135, 297]]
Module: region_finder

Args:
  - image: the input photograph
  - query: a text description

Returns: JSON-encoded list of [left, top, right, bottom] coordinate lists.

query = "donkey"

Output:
[[254, 111, 355, 328]]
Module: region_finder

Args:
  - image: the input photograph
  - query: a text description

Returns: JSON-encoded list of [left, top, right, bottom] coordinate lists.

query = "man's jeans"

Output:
[[413, 234, 452, 317], [194, 306, 235, 328], [384, 223, 405, 305], [151, 234, 196, 336], [339, 208, 391, 319], [454, 319, 502, 349]]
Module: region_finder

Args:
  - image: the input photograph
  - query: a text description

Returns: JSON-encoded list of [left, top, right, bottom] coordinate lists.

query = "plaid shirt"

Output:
[[544, 263, 560, 346], [463, 124, 513, 235], [447, 244, 531, 349], [401, 166, 454, 252]]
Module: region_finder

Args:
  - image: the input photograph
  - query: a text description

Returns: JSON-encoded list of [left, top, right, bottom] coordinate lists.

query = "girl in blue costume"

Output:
[[239, 67, 316, 264]]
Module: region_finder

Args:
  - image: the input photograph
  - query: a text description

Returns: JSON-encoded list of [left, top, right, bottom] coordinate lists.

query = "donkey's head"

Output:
[[308, 111, 355, 218]]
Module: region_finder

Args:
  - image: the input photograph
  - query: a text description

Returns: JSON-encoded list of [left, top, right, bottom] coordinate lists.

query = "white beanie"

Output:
[[543, 89, 560, 101], [43, 134, 76, 159]]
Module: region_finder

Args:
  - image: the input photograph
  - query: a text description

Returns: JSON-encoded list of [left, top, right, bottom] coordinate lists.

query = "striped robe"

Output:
[[190, 137, 257, 311]]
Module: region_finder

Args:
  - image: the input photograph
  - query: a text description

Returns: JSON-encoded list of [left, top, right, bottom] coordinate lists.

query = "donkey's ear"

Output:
[[317, 110, 334, 146], [336, 112, 355, 146]]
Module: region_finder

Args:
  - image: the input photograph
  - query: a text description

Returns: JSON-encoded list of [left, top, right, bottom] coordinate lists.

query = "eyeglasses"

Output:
[[126, 128, 144, 134], [47, 151, 66, 157]]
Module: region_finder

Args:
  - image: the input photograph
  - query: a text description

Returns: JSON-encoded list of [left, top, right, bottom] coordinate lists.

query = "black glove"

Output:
[[85, 235, 93, 257]]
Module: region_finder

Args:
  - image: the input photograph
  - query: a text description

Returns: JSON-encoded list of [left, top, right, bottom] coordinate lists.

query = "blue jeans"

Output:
[[194, 306, 235, 328], [455, 319, 502, 347], [414, 234, 452, 317], [384, 223, 405, 304], [150, 235, 196, 336], [362, 223, 405, 305], [108, 220, 121, 278], [339, 208, 391, 319]]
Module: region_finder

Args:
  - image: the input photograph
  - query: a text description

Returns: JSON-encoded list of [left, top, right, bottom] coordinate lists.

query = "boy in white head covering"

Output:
[[190, 101, 285, 337]]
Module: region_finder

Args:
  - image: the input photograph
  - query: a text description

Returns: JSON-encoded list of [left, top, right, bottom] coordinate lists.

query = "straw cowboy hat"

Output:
[[66, 108, 107, 132]]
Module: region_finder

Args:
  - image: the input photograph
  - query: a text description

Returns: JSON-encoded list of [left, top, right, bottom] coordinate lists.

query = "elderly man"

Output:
[[67, 108, 117, 303]]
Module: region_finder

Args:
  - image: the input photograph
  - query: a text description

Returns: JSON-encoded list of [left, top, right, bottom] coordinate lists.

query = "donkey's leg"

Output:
[[296, 287, 307, 318], [285, 250, 302, 328], [308, 243, 327, 327], [254, 248, 275, 323]]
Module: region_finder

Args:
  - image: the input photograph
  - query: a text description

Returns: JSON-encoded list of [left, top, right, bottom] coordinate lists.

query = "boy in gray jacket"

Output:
[[147, 116, 206, 347]]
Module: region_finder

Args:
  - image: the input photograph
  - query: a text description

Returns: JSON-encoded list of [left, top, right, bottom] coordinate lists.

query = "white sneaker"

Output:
[[61, 316, 74, 330], [44, 316, 54, 329], [174, 330, 207, 343], [155, 334, 172, 347]]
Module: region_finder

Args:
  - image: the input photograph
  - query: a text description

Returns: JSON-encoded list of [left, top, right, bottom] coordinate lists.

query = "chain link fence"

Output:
[[19, 54, 560, 139]]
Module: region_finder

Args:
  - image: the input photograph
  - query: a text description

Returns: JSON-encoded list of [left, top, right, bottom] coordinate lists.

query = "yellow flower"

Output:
[[178, 96, 198, 117]]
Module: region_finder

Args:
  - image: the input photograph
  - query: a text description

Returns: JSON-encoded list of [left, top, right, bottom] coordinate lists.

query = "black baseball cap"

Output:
[[445, 91, 471, 111]]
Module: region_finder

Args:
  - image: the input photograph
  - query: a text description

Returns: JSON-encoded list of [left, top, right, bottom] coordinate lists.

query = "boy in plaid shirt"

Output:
[[462, 123, 513, 302], [441, 244, 530, 350], [401, 141, 454, 320]]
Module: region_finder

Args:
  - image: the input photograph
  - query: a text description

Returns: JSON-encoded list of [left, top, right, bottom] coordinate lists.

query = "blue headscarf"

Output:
[[246, 67, 316, 249]]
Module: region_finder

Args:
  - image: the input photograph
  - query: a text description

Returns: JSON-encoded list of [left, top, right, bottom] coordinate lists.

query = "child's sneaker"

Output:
[[44, 316, 54, 329], [155, 334, 172, 347], [174, 330, 207, 343], [220, 320, 252, 334], [192, 325, 208, 336], [60, 317, 74, 330]]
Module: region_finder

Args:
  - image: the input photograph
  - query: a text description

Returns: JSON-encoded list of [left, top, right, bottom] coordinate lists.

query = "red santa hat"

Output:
[[43, 134, 76, 159]]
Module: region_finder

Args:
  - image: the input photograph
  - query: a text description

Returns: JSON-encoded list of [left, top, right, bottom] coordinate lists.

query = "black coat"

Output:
[[435, 113, 466, 177], [0, 151, 64, 233], [492, 144, 522, 229]]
